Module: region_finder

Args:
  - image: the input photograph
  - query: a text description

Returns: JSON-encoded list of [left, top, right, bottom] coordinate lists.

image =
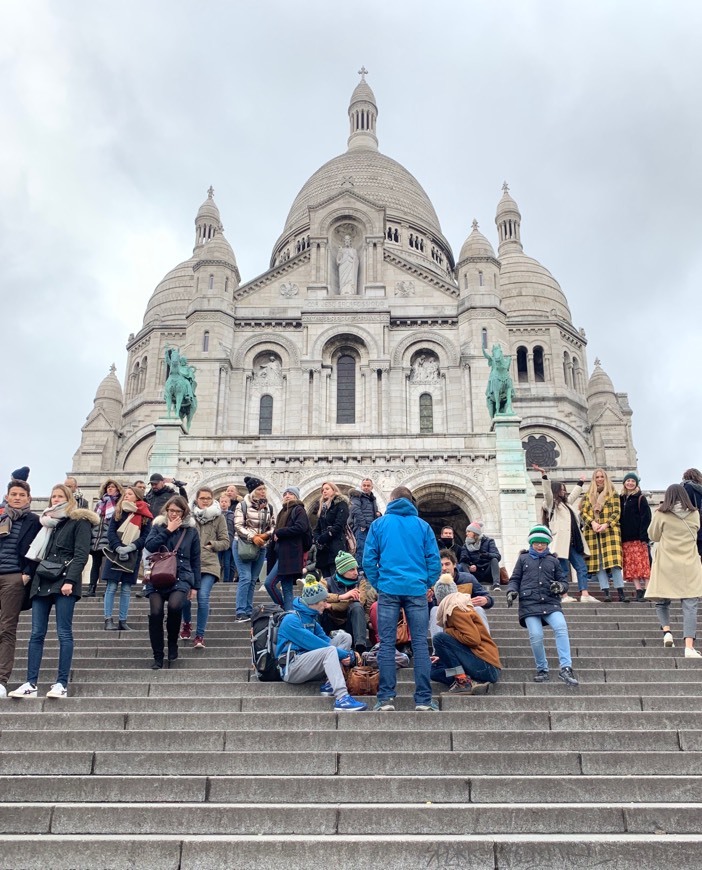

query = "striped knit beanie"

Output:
[[528, 525, 553, 546]]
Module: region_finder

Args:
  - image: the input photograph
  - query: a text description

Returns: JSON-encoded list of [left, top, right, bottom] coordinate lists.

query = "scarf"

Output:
[[116, 500, 153, 545], [192, 502, 221, 525], [0, 502, 32, 537], [436, 592, 474, 628], [672, 503, 693, 521], [25, 502, 71, 562], [251, 495, 268, 511], [276, 501, 299, 530], [593, 487, 608, 516], [528, 545, 551, 560], [96, 493, 119, 519], [464, 539, 481, 552]]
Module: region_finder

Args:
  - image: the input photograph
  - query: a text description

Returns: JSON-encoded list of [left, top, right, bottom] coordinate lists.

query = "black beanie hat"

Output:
[[244, 476, 264, 493], [10, 466, 30, 482]]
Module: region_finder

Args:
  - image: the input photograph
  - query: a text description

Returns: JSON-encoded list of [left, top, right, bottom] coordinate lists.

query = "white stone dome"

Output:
[[498, 250, 572, 322], [95, 365, 123, 405], [283, 149, 443, 238], [195, 230, 237, 267], [459, 220, 495, 262], [196, 188, 221, 223], [142, 255, 196, 327], [350, 78, 377, 106], [587, 360, 616, 403]]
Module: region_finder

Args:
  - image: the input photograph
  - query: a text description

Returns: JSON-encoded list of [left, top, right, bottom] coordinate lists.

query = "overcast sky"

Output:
[[2, 1, 700, 496]]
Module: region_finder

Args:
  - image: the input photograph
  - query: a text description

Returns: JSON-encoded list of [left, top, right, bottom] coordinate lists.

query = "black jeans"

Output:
[[148, 589, 187, 661]]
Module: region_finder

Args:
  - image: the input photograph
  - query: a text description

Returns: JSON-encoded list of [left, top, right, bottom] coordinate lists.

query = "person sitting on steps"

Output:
[[458, 521, 502, 593], [321, 550, 373, 655]]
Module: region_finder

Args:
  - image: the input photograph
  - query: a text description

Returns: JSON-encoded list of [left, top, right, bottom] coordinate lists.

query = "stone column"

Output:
[[492, 414, 535, 568], [149, 418, 186, 480]]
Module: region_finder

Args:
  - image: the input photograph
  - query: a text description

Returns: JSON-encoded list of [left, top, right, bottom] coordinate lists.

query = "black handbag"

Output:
[[103, 548, 138, 574], [36, 558, 71, 581]]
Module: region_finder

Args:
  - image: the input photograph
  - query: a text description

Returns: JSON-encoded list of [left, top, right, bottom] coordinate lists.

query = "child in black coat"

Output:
[[506, 525, 579, 687]]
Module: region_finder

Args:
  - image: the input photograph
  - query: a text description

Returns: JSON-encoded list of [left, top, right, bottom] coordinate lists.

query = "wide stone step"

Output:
[[0, 832, 700, 870]]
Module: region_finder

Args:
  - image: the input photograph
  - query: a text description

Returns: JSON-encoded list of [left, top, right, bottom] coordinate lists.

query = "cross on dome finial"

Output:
[[207, 186, 214, 199], [471, 219, 479, 231], [594, 357, 602, 367], [358, 65, 368, 80], [109, 363, 116, 374], [502, 181, 510, 193]]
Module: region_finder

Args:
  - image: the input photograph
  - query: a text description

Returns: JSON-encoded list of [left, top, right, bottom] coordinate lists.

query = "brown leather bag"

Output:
[[396, 609, 411, 644], [345, 665, 380, 696]]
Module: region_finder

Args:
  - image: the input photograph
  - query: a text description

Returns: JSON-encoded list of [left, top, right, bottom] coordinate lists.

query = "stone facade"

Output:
[[70, 73, 637, 567]]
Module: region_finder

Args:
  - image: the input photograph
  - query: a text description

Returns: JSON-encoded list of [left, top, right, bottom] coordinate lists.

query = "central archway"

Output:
[[414, 488, 471, 544]]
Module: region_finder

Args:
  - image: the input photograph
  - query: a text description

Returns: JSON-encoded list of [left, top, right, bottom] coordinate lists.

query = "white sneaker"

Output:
[[561, 595, 577, 603], [8, 682, 38, 699], [579, 594, 597, 603], [0, 685, 6, 699], [46, 683, 68, 698], [684, 647, 702, 658], [663, 632, 675, 648]]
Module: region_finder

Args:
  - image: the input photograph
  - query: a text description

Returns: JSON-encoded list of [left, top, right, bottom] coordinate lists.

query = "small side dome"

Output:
[[95, 364, 123, 405], [496, 181, 521, 219], [195, 228, 237, 267], [196, 186, 221, 223], [142, 255, 197, 327], [459, 219, 495, 262], [587, 358, 616, 404], [350, 77, 377, 108]]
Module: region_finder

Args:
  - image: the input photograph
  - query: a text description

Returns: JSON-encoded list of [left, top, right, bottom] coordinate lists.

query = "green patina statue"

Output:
[[484, 343, 514, 417], [164, 347, 198, 431]]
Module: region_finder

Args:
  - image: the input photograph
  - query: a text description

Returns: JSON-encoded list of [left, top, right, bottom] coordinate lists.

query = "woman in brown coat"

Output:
[[645, 484, 702, 656]]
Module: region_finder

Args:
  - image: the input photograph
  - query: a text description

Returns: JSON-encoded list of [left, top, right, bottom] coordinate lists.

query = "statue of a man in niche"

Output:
[[336, 235, 359, 295]]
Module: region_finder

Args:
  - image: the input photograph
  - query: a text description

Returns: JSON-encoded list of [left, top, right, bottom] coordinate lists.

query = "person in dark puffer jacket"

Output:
[[9, 483, 98, 699], [506, 525, 579, 687], [682, 469, 702, 560]]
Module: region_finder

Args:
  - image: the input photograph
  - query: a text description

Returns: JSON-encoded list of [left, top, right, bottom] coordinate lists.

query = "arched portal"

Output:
[[412, 482, 474, 544]]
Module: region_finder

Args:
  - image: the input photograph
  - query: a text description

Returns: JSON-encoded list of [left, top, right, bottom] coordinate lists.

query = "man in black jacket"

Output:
[[349, 478, 381, 567], [458, 521, 502, 592], [0, 479, 41, 698], [145, 474, 188, 519]]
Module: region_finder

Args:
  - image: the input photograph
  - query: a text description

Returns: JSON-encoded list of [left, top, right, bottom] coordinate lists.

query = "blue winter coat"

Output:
[[362, 498, 441, 597], [276, 598, 350, 661], [507, 550, 567, 627]]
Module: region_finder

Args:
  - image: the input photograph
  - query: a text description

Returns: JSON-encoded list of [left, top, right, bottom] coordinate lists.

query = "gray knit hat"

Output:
[[434, 573, 458, 603], [301, 579, 329, 606]]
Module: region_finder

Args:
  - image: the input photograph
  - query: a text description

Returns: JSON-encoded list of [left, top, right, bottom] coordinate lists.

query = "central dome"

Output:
[[283, 149, 443, 237]]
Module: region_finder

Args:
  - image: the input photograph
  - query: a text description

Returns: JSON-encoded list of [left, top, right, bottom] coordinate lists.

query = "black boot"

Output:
[[636, 588, 645, 602], [166, 607, 181, 662], [150, 658, 163, 670], [104, 618, 118, 631], [602, 591, 612, 603], [617, 588, 629, 604], [148, 614, 164, 666], [118, 621, 133, 631], [167, 643, 179, 662]]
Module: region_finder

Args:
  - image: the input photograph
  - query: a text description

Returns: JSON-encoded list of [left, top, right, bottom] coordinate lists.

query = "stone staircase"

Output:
[[1, 585, 702, 869]]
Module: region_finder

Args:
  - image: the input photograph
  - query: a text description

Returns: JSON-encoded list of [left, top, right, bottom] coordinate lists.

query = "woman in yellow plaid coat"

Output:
[[580, 469, 627, 603]]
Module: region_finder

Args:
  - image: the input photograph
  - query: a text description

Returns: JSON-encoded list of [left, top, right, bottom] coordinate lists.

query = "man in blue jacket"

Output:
[[276, 578, 367, 711], [363, 486, 442, 712]]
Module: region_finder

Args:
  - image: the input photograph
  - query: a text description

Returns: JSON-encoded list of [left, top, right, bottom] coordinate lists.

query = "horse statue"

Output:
[[484, 343, 514, 417], [164, 347, 198, 431]]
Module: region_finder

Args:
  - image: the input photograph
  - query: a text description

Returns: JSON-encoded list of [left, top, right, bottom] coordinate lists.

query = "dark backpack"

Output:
[[250, 603, 287, 682]]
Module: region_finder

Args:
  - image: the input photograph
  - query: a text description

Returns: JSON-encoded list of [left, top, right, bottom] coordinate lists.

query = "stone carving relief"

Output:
[[252, 353, 283, 389], [279, 281, 299, 298], [333, 224, 359, 296], [394, 280, 415, 297], [522, 434, 560, 468], [410, 352, 440, 384]]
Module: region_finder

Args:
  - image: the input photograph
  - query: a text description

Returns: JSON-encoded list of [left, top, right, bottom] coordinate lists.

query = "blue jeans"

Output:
[[104, 581, 131, 622], [355, 529, 368, 567], [559, 548, 589, 592], [265, 567, 295, 611], [27, 593, 76, 687], [377, 592, 432, 705], [233, 543, 266, 617], [219, 548, 234, 582], [431, 631, 501, 686], [181, 573, 216, 637], [525, 610, 572, 671], [597, 566, 624, 590]]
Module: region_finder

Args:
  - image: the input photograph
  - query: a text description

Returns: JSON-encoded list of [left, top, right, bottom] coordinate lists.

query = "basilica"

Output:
[[71, 72, 637, 564]]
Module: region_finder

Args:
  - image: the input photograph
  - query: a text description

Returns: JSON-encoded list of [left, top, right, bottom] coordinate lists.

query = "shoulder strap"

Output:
[[172, 528, 187, 552]]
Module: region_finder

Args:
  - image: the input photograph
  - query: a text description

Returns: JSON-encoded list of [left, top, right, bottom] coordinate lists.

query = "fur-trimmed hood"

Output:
[[191, 501, 222, 523], [68, 507, 100, 525], [152, 515, 196, 528], [98, 479, 124, 499]]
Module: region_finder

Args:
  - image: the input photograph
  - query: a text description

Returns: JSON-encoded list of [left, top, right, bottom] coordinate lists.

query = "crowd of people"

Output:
[[0, 464, 701, 705]]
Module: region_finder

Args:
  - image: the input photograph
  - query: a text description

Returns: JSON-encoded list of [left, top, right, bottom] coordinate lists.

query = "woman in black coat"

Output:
[[265, 486, 311, 611], [9, 483, 98, 699], [682, 469, 702, 560], [102, 486, 153, 630], [143, 495, 201, 669], [313, 482, 349, 577]]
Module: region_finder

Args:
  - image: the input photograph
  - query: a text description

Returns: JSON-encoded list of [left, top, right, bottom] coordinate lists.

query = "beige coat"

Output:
[[645, 509, 702, 600], [541, 479, 590, 558], [194, 511, 230, 580]]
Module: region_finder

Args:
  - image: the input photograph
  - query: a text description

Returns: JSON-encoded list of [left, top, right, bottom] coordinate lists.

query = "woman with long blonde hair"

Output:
[[580, 468, 627, 603]]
